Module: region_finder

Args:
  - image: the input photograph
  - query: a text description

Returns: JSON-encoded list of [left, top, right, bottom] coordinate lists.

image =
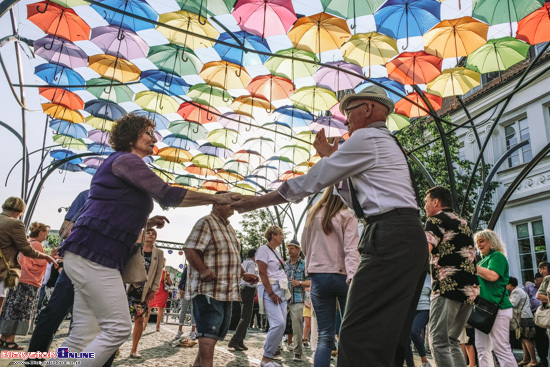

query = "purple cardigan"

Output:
[[59, 151, 186, 271]]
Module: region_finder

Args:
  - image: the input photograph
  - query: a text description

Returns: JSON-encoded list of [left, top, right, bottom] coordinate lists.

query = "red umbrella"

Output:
[[516, 3, 550, 45], [39, 87, 84, 110], [232, 0, 297, 39], [177, 102, 220, 124], [386, 51, 442, 85], [185, 164, 216, 177], [246, 74, 295, 101], [202, 179, 230, 192], [395, 92, 442, 117], [27, 1, 90, 42]]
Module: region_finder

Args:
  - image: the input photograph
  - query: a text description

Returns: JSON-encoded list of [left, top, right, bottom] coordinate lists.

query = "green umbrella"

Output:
[[264, 48, 320, 80], [51, 0, 89, 6], [386, 113, 410, 132], [86, 78, 134, 103], [147, 44, 203, 77], [153, 158, 186, 172], [168, 120, 209, 140], [175, 0, 234, 17], [53, 134, 87, 151], [466, 37, 530, 73], [175, 174, 205, 188], [473, 0, 543, 25], [279, 144, 312, 164], [321, 0, 385, 31], [192, 153, 225, 169], [188, 83, 234, 108]]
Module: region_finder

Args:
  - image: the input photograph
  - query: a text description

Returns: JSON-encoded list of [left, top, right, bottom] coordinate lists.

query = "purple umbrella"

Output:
[[34, 36, 88, 69], [83, 157, 106, 169], [307, 116, 347, 137], [88, 129, 111, 144], [313, 61, 364, 91], [90, 25, 150, 60]]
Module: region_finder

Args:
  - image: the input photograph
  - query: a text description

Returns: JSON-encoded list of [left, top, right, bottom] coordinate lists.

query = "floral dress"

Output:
[[127, 251, 152, 318]]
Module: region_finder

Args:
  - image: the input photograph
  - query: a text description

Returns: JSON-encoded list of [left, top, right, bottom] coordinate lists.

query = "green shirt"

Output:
[[477, 251, 512, 309]]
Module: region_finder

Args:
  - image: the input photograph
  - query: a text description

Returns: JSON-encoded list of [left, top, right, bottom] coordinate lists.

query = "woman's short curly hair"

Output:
[[264, 225, 283, 242], [29, 222, 49, 238], [109, 113, 155, 152]]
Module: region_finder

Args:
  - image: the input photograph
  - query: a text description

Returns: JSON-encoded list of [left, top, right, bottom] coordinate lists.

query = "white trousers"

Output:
[[475, 307, 517, 367]]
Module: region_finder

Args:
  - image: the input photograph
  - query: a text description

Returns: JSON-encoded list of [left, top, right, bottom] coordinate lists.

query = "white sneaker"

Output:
[[174, 330, 183, 339], [422, 362, 432, 367], [189, 331, 197, 340], [260, 362, 281, 367]]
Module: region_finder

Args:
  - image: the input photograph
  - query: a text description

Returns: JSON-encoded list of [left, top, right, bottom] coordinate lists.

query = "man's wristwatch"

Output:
[[299, 281, 302, 286]]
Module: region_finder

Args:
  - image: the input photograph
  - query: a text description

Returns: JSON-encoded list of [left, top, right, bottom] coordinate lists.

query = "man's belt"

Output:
[[360, 207, 419, 226]]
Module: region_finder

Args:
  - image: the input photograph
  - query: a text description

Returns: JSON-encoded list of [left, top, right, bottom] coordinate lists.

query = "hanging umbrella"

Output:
[[290, 86, 338, 115], [49, 119, 87, 139], [177, 102, 220, 123], [84, 99, 126, 120], [313, 61, 363, 91], [472, 0, 543, 26], [133, 110, 170, 129], [51, 0, 88, 6], [199, 142, 234, 158], [272, 106, 314, 128], [140, 70, 190, 96], [242, 136, 276, 155], [307, 116, 347, 137], [59, 162, 84, 172], [230, 95, 274, 116], [264, 48, 320, 79], [202, 179, 230, 192], [222, 161, 253, 178], [51, 149, 83, 164], [175, 0, 234, 17], [341, 32, 399, 69], [188, 84, 234, 108], [246, 75, 294, 101], [426, 67, 481, 97], [88, 54, 141, 82], [466, 37, 530, 73], [152, 169, 175, 182], [35, 63, 85, 91], [386, 113, 410, 131], [232, 149, 264, 167], [34, 36, 88, 69], [329, 103, 346, 121], [152, 158, 186, 172], [288, 12, 351, 55], [157, 147, 193, 163], [279, 170, 304, 181], [213, 31, 271, 67], [516, 3, 550, 45], [192, 153, 225, 169], [395, 92, 442, 117], [43, 103, 84, 123], [88, 129, 111, 144], [175, 173, 204, 187], [147, 44, 203, 77], [162, 134, 200, 150], [207, 128, 240, 148], [291, 131, 316, 150], [85, 116, 115, 132], [261, 121, 293, 142], [423, 17, 489, 60], [232, 0, 297, 39], [216, 168, 245, 182], [199, 61, 252, 90], [375, 0, 440, 40], [91, 0, 158, 32], [386, 51, 442, 85], [157, 10, 219, 49], [39, 87, 84, 110], [168, 120, 209, 140], [90, 25, 150, 60], [27, 1, 91, 41], [86, 78, 134, 103], [321, 0, 385, 29], [83, 157, 105, 170], [186, 164, 217, 176], [88, 142, 115, 155], [134, 91, 180, 114], [279, 145, 311, 164], [53, 134, 87, 150], [354, 77, 406, 103], [218, 113, 258, 133], [231, 183, 257, 195]]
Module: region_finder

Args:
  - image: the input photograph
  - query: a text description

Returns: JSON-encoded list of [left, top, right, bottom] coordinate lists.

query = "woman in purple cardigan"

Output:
[[57, 113, 238, 366]]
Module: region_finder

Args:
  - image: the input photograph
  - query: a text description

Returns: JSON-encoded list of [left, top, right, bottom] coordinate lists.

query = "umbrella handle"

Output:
[[43, 36, 55, 51], [180, 48, 189, 63], [235, 67, 242, 78], [265, 104, 273, 113], [245, 124, 252, 132], [222, 93, 231, 103], [206, 110, 214, 121], [198, 12, 207, 26], [104, 84, 113, 94], [402, 37, 409, 50], [36, 0, 50, 13], [192, 124, 200, 134], [117, 27, 125, 41]]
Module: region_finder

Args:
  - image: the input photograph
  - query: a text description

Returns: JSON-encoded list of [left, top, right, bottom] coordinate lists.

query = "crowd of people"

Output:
[[0, 87, 547, 367]]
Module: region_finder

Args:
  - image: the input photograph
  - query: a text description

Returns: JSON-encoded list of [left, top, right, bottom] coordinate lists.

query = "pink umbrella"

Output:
[[313, 61, 364, 91], [329, 103, 346, 121], [232, 0, 297, 40], [90, 25, 150, 60], [88, 129, 111, 144], [83, 157, 105, 169], [307, 116, 347, 137], [34, 36, 88, 69]]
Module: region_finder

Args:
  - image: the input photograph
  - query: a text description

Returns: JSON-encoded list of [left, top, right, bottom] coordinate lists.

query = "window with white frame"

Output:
[[505, 118, 532, 168], [517, 219, 546, 283]]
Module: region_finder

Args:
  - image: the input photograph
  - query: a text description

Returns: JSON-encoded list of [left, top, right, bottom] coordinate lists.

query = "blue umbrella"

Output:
[[35, 63, 85, 91], [83, 166, 98, 175], [272, 106, 314, 128], [198, 142, 234, 159], [140, 70, 190, 97], [213, 31, 271, 67], [88, 142, 115, 155], [133, 109, 170, 129], [91, 0, 158, 32], [49, 120, 88, 139], [375, 0, 440, 40], [50, 149, 83, 164], [355, 77, 406, 104], [162, 134, 199, 150], [84, 99, 127, 120], [59, 162, 84, 172]]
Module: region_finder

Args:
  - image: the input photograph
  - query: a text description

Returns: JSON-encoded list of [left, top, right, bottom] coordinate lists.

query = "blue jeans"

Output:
[[192, 295, 232, 340], [310, 273, 349, 367], [405, 310, 430, 366]]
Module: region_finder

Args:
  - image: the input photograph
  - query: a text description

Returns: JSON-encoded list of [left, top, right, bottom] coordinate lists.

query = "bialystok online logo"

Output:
[[1, 348, 95, 360]]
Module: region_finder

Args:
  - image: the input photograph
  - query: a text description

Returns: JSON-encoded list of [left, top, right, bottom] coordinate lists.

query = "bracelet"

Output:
[[268, 292, 274, 296]]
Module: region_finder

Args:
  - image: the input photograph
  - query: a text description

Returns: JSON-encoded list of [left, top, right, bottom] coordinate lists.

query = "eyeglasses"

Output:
[[144, 130, 155, 138], [343, 102, 368, 116]]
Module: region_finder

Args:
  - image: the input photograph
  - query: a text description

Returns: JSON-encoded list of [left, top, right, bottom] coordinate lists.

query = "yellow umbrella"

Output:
[[288, 12, 351, 55], [85, 116, 115, 132], [341, 32, 399, 68], [207, 128, 240, 148], [192, 153, 225, 169], [231, 183, 256, 196], [89, 54, 141, 83], [230, 95, 275, 115], [134, 91, 180, 114], [199, 61, 251, 90], [152, 169, 175, 182], [423, 17, 489, 59], [216, 169, 244, 182], [153, 158, 186, 172], [386, 113, 410, 131], [427, 67, 481, 97], [42, 103, 84, 123], [291, 131, 315, 150], [290, 86, 338, 115], [157, 147, 193, 163], [157, 10, 219, 49], [53, 134, 87, 150]]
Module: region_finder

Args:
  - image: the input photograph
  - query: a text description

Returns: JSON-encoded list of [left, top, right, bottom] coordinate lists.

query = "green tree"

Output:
[[236, 209, 273, 253]]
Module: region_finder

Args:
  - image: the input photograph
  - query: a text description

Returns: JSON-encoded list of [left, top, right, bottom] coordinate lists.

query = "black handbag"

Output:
[[467, 288, 507, 334]]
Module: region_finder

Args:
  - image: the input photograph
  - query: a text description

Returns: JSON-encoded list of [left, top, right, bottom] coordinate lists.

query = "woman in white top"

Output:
[[255, 226, 289, 367], [508, 276, 538, 366]]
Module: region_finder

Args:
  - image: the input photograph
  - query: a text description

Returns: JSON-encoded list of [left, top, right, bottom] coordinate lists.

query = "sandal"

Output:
[[4, 342, 24, 350], [129, 352, 142, 358]]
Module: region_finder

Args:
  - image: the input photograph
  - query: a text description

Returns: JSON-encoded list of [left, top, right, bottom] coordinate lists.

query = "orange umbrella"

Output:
[[157, 147, 193, 163], [42, 103, 84, 123], [27, 1, 90, 41], [39, 87, 84, 110], [246, 75, 295, 101], [423, 17, 489, 59], [230, 95, 275, 115], [202, 179, 230, 192], [386, 51, 442, 85], [516, 3, 550, 45], [199, 61, 251, 90], [89, 54, 141, 82], [185, 164, 216, 176], [395, 92, 442, 117], [288, 12, 351, 55], [177, 102, 220, 124]]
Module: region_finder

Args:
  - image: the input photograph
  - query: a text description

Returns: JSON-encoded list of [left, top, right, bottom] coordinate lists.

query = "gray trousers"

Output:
[[429, 296, 473, 367], [288, 302, 304, 355]]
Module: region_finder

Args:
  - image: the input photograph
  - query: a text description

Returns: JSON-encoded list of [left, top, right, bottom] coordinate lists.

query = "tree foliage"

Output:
[[236, 209, 273, 253]]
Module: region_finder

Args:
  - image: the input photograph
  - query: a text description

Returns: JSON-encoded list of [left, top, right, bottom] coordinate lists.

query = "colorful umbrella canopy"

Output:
[[341, 32, 399, 68], [85, 116, 115, 132], [49, 119, 87, 139], [261, 121, 293, 142], [176, 0, 234, 17], [51, 149, 83, 164], [27, 1, 90, 41], [232, 0, 297, 39], [426, 67, 481, 97], [134, 91, 180, 114], [386, 113, 410, 131], [157, 147, 193, 163], [34, 36, 88, 69], [288, 12, 351, 55], [321, 0, 385, 21], [207, 128, 240, 148], [279, 145, 311, 164], [272, 106, 314, 128], [313, 61, 364, 91], [86, 78, 134, 103], [39, 87, 84, 110], [175, 173, 204, 188], [152, 158, 186, 172], [186, 164, 217, 176], [192, 153, 225, 169], [133, 110, 170, 129], [230, 95, 274, 115], [354, 77, 406, 103], [157, 10, 219, 49], [147, 44, 203, 77], [87, 142, 115, 155], [374, 0, 440, 40], [264, 48, 320, 79], [213, 31, 271, 67], [423, 17, 489, 59], [187, 84, 234, 107], [218, 113, 258, 133], [516, 3, 550, 45], [307, 116, 347, 137], [472, 0, 543, 25], [35, 63, 85, 91], [395, 92, 443, 117], [140, 70, 190, 96], [162, 134, 200, 150], [84, 99, 126, 120], [53, 134, 87, 150], [88, 54, 141, 82], [242, 136, 276, 154], [216, 168, 245, 182], [177, 102, 220, 123], [88, 129, 111, 144], [202, 179, 230, 191], [91, 0, 158, 32], [386, 51, 442, 85], [51, 0, 88, 6], [246, 75, 295, 101], [90, 25, 150, 60], [168, 120, 210, 140], [199, 143, 234, 159], [291, 86, 339, 114], [466, 37, 530, 73], [232, 149, 264, 167], [199, 61, 252, 90]]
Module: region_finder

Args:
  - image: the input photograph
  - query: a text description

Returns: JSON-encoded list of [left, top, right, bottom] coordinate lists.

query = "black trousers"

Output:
[[337, 210, 429, 367], [535, 324, 549, 366], [230, 286, 256, 344]]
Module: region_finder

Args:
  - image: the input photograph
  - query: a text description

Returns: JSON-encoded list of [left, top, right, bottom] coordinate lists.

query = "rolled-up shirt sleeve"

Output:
[[112, 153, 187, 208]]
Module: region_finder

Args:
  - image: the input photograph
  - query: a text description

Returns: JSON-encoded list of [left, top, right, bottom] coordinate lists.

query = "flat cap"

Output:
[[339, 85, 394, 115]]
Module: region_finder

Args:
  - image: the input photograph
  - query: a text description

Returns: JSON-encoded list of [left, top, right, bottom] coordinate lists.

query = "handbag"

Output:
[[0, 247, 18, 289], [535, 304, 550, 328], [467, 288, 507, 334], [510, 293, 527, 332], [121, 227, 148, 284]]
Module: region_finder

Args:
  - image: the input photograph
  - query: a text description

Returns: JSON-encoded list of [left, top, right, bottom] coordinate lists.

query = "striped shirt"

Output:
[[183, 213, 242, 302]]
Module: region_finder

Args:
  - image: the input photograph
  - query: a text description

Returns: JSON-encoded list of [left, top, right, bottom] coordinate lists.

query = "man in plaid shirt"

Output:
[[183, 192, 259, 367]]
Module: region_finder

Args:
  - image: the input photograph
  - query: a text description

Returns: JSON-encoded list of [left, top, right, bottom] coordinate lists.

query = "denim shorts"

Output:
[[192, 295, 232, 340]]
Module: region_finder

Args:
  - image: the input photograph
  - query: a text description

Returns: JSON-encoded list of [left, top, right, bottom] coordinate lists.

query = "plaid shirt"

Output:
[[285, 258, 307, 304], [183, 213, 241, 302]]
